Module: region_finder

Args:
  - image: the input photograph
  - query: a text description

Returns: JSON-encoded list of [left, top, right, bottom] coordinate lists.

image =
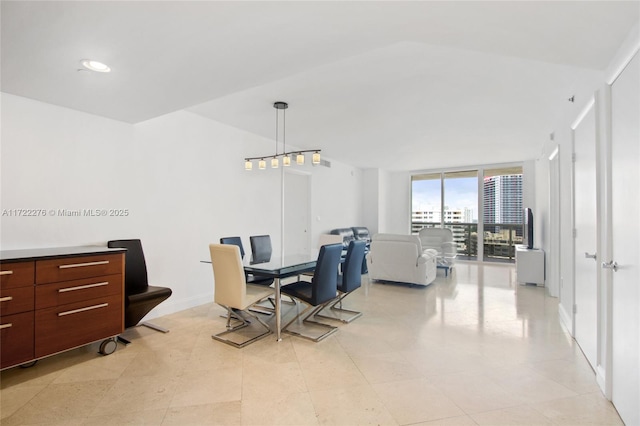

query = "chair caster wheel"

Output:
[[20, 360, 37, 368], [99, 338, 117, 355]]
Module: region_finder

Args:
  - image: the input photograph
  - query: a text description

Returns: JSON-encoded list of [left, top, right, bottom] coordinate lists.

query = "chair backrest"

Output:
[[311, 243, 342, 305], [220, 236, 245, 258], [418, 228, 454, 254], [107, 239, 149, 295], [341, 240, 367, 292], [209, 244, 246, 309], [250, 235, 272, 262], [373, 233, 424, 252]]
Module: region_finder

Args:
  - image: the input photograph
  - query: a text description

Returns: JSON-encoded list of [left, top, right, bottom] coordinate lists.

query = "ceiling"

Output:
[[2, 1, 638, 171]]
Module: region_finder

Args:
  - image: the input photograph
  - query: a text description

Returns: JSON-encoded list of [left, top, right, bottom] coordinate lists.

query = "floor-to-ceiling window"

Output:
[[482, 166, 523, 262], [411, 172, 441, 233], [444, 171, 478, 260], [411, 165, 523, 263]]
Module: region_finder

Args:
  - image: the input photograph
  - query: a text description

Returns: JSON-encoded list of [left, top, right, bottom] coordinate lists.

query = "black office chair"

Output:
[[250, 235, 272, 263], [280, 243, 343, 341], [220, 236, 273, 286], [317, 240, 366, 323], [107, 239, 172, 342]]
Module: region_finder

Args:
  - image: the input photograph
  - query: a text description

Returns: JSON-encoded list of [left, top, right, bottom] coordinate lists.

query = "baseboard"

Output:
[[558, 303, 574, 336], [596, 365, 607, 396]]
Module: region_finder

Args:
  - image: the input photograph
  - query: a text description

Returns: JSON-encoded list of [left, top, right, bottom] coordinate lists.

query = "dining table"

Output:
[[203, 253, 318, 341]]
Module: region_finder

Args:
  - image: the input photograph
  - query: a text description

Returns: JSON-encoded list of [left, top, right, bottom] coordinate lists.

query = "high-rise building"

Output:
[[483, 174, 523, 224]]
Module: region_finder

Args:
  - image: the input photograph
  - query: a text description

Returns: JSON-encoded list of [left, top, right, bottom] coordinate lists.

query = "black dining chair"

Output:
[[107, 239, 172, 342], [250, 235, 272, 263], [220, 236, 245, 257], [280, 243, 343, 342], [317, 240, 367, 323], [220, 236, 273, 287]]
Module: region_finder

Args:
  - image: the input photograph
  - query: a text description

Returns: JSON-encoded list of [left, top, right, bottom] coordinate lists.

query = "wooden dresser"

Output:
[[0, 246, 125, 370]]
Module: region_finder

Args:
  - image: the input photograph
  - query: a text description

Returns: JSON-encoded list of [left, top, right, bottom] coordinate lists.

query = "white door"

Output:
[[609, 52, 639, 426], [283, 171, 310, 256], [573, 100, 599, 369]]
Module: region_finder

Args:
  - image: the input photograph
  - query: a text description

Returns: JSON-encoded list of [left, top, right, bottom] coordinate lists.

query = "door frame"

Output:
[[571, 93, 603, 373], [548, 146, 561, 298]]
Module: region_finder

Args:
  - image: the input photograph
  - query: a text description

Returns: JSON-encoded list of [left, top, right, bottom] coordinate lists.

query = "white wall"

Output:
[[361, 169, 380, 234], [309, 158, 363, 243], [386, 171, 412, 234], [0, 93, 362, 319]]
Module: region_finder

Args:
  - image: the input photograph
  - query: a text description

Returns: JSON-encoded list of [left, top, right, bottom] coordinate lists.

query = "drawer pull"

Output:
[[59, 260, 109, 269], [58, 282, 109, 293], [0, 270, 13, 276], [0, 296, 13, 302], [0, 323, 12, 329], [58, 303, 108, 317]]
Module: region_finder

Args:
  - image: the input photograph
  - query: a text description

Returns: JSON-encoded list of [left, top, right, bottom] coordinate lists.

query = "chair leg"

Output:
[[212, 307, 272, 348], [282, 301, 338, 342], [315, 291, 362, 323]]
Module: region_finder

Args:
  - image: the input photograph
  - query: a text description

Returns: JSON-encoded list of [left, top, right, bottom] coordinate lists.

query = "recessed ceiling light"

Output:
[[80, 59, 111, 73]]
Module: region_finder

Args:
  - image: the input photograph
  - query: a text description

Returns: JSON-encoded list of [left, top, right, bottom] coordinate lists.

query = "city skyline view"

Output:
[[412, 171, 524, 225], [412, 176, 479, 222]]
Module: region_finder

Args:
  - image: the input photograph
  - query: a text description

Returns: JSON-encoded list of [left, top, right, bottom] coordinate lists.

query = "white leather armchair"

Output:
[[366, 234, 437, 286], [418, 228, 457, 274]]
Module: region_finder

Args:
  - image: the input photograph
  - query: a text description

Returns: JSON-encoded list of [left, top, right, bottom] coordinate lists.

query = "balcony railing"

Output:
[[411, 222, 523, 262]]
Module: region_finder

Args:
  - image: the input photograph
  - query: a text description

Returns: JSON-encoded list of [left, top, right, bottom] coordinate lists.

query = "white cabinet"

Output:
[[515, 245, 545, 286]]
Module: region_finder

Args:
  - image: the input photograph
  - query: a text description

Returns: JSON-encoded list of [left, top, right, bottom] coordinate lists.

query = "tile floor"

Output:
[[0, 263, 623, 425]]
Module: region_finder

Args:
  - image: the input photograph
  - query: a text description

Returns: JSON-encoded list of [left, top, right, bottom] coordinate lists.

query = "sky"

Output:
[[412, 177, 478, 221]]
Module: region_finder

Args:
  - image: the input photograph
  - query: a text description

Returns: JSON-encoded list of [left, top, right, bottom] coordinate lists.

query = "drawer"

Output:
[[1, 311, 34, 369], [36, 273, 122, 310], [36, 254, 124, 284], [1, 262, 35, 289], [35, 294, 123, 358], [0, 286, 34, 316]]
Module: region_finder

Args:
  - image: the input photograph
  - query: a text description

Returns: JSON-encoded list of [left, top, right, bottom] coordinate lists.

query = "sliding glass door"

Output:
[[411, 170, 478, 260], [444, 171, 478, 260], [411, 172, 441, 233], [482, 167, 523, 262], [411, 165, 523, 263]]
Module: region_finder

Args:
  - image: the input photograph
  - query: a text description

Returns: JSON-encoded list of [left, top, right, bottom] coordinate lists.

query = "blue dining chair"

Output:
[[250, 235, 272, 263], [317, 240, 367, 323], [280, 243, 343, 341], [220, 236, 273, 287]]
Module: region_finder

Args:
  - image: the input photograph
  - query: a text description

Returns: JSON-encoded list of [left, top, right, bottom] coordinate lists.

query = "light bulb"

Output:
[[296, 153, 305, 165], [283, 155, 291, 166], [245, 160, 253, 171], [271, 157, 279, 168], [312, 152, 321, 164], [258, 159, 266, 170]]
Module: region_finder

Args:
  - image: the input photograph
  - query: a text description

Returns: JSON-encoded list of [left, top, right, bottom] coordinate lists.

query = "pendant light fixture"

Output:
[[244, 102, 321, 170]]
